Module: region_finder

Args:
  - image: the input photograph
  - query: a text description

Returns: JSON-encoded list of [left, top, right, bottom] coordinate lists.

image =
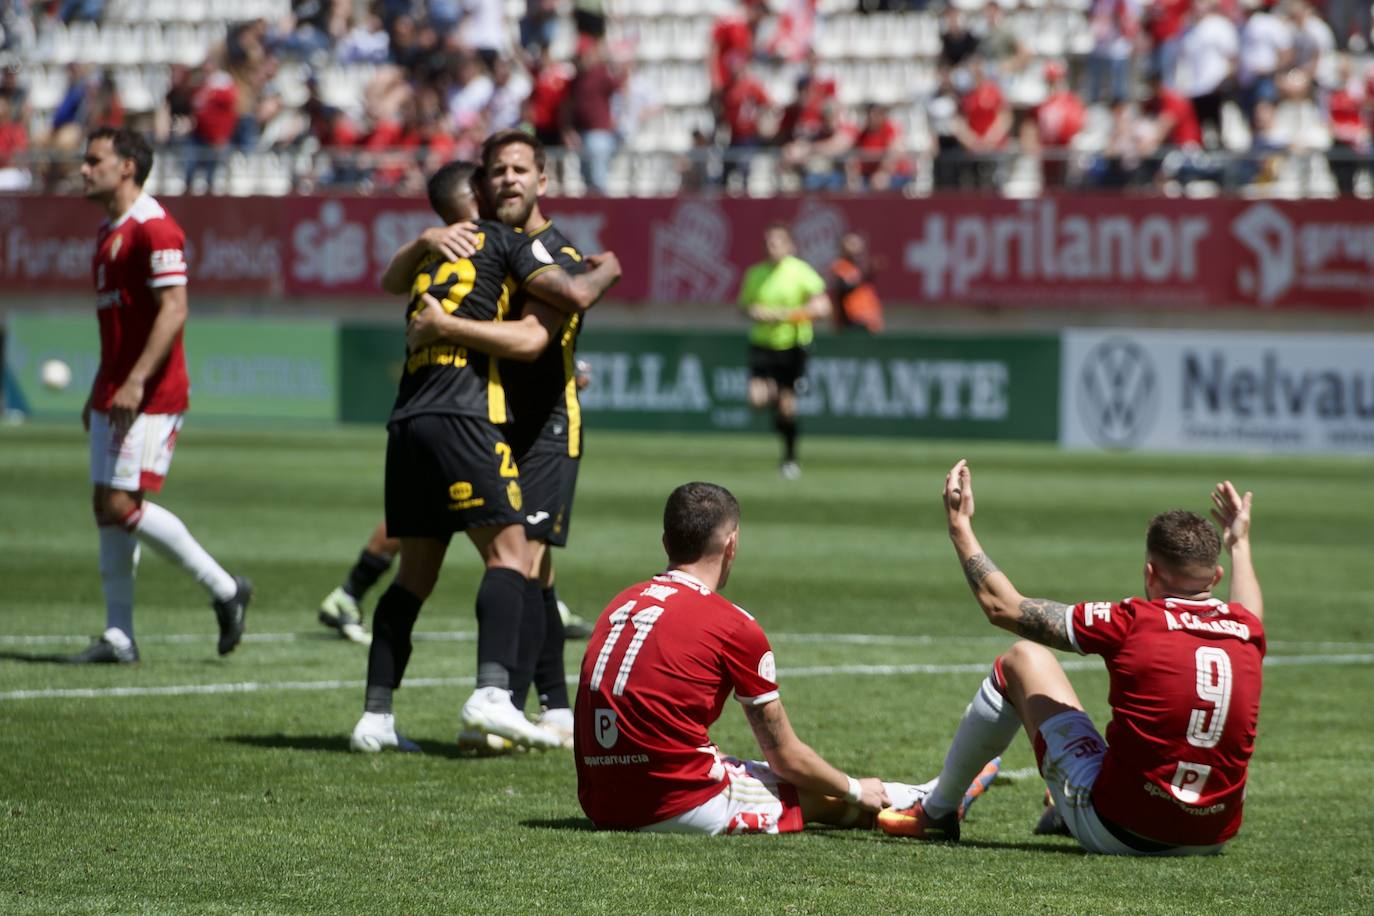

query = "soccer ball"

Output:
[[40, 359, 72, 391]]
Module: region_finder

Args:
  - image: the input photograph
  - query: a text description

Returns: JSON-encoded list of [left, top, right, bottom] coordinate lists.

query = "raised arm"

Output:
[[1211, 480, 1263, 621], [379, 223, 481, 294], [523, 251, 622, 314], [742, 699, 888, 812], [406, 293, 559, 361], [943, 460, 1075, 651]]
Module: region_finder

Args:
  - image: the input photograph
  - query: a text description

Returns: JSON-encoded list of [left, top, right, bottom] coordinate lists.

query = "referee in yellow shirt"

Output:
[[739, 223, 832, 479]]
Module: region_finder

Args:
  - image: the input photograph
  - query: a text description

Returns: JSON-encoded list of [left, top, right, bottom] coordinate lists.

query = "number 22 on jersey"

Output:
[[589, 600, 664, 696]]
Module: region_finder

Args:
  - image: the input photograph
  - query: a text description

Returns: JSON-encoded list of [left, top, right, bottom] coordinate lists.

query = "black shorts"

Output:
[[384, 413, 524, 539], [515, 446, 580, 547], [748, 345, 808, 390]]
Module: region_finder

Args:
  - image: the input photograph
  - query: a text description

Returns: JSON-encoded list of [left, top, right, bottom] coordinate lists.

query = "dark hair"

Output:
[[481, 129, 546, 174], [1146, 510, 1221, 572], [426, 160, 478, 221], [88, 126, 154, 187], [764, 221, 792, 237], [663, 482, 740, 565]]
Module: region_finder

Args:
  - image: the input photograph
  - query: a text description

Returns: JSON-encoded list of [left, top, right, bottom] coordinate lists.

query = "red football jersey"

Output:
[[575, 570, 780, 830], [1067, 596, 1265, 845], [91, 193, 190, 414]]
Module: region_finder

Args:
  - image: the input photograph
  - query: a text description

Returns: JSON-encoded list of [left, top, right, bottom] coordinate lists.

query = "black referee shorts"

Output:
[[384, 413, 525, 539], [748, 344, 808, 390]]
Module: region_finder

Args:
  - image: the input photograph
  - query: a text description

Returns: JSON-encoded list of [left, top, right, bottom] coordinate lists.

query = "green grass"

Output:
[[2, 422, 1372, 914]]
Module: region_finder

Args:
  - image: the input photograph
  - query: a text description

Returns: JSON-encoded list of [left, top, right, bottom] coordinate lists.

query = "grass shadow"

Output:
[[520, 817, 598, 832], [0, 649, 78, 664], [222, 734, 537, 762], [225, 734, 354, 754], [809, 829, 1087, 855]]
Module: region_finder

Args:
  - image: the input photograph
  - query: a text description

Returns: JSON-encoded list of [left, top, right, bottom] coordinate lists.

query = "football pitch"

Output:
[[2, 422, 1371, 914]]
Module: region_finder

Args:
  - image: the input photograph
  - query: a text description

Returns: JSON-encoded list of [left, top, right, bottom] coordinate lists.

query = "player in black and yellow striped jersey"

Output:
[[349, 159, 622, 755], [402, 131, 611, 749]]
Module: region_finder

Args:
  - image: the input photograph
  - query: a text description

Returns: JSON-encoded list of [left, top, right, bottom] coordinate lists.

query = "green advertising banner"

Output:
[[4, 313, 338, 422], [338, 322, 405, 425], [575, 329, 1061, 441]]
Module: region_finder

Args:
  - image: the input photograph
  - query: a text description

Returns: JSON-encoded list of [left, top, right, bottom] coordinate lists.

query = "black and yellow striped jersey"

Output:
[[388, 219, 559, 426], [502, 221, 588, 459]]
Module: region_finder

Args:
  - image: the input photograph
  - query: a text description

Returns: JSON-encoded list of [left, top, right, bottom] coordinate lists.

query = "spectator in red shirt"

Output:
[[185, 60, 237, 191], [780, 100, 855, 191], [1032, 61, 1087, 186], [1148, 0, 1194, 83], [526, 44, 573, 148], [1136, 68, 1205, 186], [1325, 55, 1369, 194], [774, 54, 837, 147], [952, 58, 1012, 188], [563, 36, 625, 194], [709, 0, 767, 91], [717, 59, 772, 189], [0, 94, 30, 190], [1143, 68, 1204, 149], [846, 103, 910, 191]]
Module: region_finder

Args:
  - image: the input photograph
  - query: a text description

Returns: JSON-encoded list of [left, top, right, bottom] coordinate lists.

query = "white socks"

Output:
[[883, 779, 937, 811], [98, 525, 139, 640], [133, 502, 237, 602], [925, 674, 1022, 819]]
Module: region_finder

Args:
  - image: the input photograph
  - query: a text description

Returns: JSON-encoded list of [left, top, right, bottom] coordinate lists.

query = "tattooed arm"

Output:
[[742, 700, 888, 812], [943, 460, 1075, 652]]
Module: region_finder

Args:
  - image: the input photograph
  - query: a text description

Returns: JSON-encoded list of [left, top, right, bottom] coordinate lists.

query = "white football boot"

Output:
[[349, 712, 421, 753], [460, 686, 562, 750]]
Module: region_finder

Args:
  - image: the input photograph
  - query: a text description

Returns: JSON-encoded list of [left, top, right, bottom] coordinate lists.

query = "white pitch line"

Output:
[[3, 654, 1372, 702], [5, 630, 1374, 650]]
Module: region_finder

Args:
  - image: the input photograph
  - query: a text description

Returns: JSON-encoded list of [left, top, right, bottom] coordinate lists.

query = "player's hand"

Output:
[[943, 459, 975, 528], [81, 394, 92, 432], [585, 251, 622, 287], [855, 777, 890, 813], [406, 294, 447, 351], [109, 378, 144, 431], [1210, 480, 1253, 550], [746, 304, 775, 323], [421, 222, 479, 262]]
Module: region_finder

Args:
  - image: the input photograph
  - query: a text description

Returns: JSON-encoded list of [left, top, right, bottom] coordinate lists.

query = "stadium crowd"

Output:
[[2, 0, 1373, 195]]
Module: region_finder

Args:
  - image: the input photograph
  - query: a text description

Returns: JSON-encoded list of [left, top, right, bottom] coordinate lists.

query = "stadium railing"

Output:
[[4, 146, 1369, 199]]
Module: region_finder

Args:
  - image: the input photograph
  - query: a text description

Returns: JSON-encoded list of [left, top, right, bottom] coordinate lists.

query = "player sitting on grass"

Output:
[[573, 481, 995, 834], [879, 462, 1264, 855]]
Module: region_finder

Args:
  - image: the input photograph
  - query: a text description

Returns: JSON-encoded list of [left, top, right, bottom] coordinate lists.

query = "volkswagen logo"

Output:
[[1077, 338, 1158, 448]]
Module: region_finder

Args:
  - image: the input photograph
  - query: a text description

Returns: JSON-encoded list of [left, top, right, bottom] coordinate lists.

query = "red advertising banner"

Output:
[[0, 195, 286, 297], [5, 194, 1373, 310]]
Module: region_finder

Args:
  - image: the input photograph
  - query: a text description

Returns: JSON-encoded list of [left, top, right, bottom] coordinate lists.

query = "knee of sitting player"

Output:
[[999, 641, 1082, 723]]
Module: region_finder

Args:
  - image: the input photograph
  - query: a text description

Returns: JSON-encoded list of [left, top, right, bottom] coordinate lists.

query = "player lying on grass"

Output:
[[573, 481, 995, 834], [879, 462, 1264, 855]]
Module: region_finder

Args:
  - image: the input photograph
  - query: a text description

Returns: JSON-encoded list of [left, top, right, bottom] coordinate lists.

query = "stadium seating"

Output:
[[7, 0, 1367, 197]]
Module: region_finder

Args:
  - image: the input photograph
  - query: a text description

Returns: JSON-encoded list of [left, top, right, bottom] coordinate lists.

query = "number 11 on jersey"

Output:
[[589, 600, 664, 695]]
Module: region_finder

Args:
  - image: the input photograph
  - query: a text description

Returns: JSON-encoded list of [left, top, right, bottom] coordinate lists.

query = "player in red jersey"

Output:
[[68, 127, 251, 664], [574, 482, 980, 835], [880, 461, 1264, 855]]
